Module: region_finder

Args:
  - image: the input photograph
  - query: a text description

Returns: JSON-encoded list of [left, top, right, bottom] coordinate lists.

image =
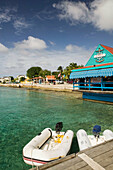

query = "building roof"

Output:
[[33, 76, 43, 79], [70, 44, 113, 79], [85, 44, 113, 67], [72, 62, 113, 72], [46, 75, 56, 80], [101, 44, 113, 55], [70, 67, 113, 79]]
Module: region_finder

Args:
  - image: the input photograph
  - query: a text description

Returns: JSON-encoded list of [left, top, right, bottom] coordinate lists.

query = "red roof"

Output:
[[101, 44, 113, 55], [46, 75, 56, 80], [72, 44, 113, 71], [74, 62, 113, 70], [33, 76, 43, 79]]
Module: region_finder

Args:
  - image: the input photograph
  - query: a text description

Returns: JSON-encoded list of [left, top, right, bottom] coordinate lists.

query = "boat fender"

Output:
[[77, 129, 91, 151], [103, 129, 113, 141]]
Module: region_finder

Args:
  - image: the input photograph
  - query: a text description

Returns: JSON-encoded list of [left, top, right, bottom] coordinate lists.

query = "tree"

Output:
[[57, 66, 63, 74], [39, 69, 51, 78], [69, 63, 77, 69], [52, 71, 59, 78], [43, 69, 51, 76], [27, 67, 42, 78], [20, 77, 26, 82], [63, 66, 71, 79], [63, 63, 84, 79], [8, 76, 14, 82]]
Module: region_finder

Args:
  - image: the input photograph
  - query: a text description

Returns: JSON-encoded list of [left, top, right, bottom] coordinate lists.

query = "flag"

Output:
[[63, 74, 65, 78], [58, 73, 61, 77]]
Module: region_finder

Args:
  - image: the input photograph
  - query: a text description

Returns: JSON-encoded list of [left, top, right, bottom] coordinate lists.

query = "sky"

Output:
[[0, 0, 113, 77]]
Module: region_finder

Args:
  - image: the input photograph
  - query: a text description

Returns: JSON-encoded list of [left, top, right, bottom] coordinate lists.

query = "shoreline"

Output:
[[0, 83, 83, 98], [0, 83, 73, 91]]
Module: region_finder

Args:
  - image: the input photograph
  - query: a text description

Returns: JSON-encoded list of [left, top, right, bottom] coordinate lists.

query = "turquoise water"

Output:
[[0, 87, 113, 170]]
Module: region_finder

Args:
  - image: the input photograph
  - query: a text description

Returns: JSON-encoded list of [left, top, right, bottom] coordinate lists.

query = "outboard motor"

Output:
[[93, 125, 101, 138], [55, 122, 63, 133]]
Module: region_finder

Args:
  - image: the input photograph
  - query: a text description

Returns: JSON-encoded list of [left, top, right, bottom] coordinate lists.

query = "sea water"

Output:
[[0, 86, 113, 170]]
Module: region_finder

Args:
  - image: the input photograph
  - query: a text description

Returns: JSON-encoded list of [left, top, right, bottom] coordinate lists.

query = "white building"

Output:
[[0, 78, 4, 83], [17, 75, 25, 82], [3, 76, 11, 83]]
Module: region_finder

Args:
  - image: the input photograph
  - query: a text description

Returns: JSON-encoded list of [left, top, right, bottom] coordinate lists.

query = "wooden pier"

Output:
[[30, 139, 113, 170]]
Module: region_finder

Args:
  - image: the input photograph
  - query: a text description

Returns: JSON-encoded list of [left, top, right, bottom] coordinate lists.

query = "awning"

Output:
[[70, 68, 113, 79]]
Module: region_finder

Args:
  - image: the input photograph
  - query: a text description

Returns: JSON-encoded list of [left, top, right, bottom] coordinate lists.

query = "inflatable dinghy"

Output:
[[23, 122, 74, 166], [77, 125, 113, 151]]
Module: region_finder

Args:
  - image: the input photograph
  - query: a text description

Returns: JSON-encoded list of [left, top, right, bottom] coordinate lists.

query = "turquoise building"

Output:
[[70, 44, 113, 91]]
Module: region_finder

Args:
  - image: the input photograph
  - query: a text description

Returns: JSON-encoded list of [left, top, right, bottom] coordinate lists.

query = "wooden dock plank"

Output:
[[78, 153, 105, 170], [66, 160, 91, 170], [77, 166, 93, 170], [39, 157, 84, 170], [94, 149, 113, 168], [66, 164, 93, 170], [45, 160, 88, 170], [106, 164, 113, 170], [62, 163, 93, 170], [29, 139, 113, 170], [38, 154, 76, 170], [79, 140, 113, 158]]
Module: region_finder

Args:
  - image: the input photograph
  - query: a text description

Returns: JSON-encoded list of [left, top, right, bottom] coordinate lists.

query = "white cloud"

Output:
[[0, 8, 17, 24], [13, 18, 29, 31], [0, 36, 92, 77], [49, 41, 55, 46], [14, 36, 47, 50], [0, 43, 8, 52], [0, 9, 12, 23], [53, 1, 89, 24], [90, 0, 113, 31], [0, 7, 30, 33], [66, 44, 85, 52], [53, 0, 113, 31]]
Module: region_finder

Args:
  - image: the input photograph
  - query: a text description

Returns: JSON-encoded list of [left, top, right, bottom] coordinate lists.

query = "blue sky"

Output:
[[0, 0, 113, 77]]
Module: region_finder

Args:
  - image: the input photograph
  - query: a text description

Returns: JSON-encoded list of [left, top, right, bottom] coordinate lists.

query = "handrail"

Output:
[[73, 81, 113, 90]]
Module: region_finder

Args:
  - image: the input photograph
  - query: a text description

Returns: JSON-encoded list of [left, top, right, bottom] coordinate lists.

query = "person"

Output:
[[53, 81, 56, 85]]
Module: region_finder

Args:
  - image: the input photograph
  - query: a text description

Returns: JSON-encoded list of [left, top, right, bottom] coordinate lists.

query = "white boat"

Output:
[[77, 125, 113, 151], [23, 122, 74, 166]]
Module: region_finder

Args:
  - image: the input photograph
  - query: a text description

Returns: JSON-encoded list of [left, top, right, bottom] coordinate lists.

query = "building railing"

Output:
[[73, 81, 113, 90]]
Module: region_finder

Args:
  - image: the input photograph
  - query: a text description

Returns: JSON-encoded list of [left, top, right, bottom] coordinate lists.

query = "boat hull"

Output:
[[77, 129, 113, 151], [23, 128, 74, 166]]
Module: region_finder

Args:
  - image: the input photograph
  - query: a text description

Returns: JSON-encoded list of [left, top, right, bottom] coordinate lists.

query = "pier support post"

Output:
[[73, 79, 74, 90], [89, 78, 91, 90], [101, 77, 103, 91]]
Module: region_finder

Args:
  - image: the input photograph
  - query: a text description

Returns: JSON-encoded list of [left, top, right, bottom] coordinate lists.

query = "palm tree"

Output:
[[57, 66, 63, 74]]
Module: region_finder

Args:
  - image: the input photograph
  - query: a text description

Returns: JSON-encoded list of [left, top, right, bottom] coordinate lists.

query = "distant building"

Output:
[[3, 76, 11, 83], [32, 76, 44, 84], [0, 78, 4, 83], [70, 44, 113, 103], [17, 75, 25, 82], [70, 44, 113, 91], [46, 75, 56, 83]]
